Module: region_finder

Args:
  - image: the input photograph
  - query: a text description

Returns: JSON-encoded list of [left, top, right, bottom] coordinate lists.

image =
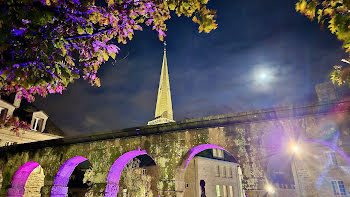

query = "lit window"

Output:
[[0, 107, 8, 121], [229, 186, 234, 197], [228, 168, 233, 178], [122, 189, 127, 197], [331, 180, 347, 196], [32, 118, 44, 132], [222, 166, 226, 178], [216, 185, 221, 197], [4, 141, 14, 146], [218, 149, 224, 158], [215, 165, 220, 177], [330, 152, 338, 165], [223, 185, 228, 197], [325, 152, 338, 166], [213, 149, 218, 157]]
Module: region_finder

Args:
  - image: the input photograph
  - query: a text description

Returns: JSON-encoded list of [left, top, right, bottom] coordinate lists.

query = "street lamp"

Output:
[[289, 141, 303, 197], [265, 184, 275, 194]]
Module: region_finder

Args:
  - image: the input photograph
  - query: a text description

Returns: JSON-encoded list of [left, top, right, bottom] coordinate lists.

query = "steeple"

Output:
[[148, 42, 175, 125]]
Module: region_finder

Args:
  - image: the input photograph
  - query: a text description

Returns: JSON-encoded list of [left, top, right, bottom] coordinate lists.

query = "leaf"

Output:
[[103, 51, 109, 61], [86, 26, 93, 35], [110, 52, 116, 59], [329, 17, 337, 33], [296, 0, 307, 12], [77, 26, 85, 35], [317, 9, 323, 23], [169, 3, 176, 10]]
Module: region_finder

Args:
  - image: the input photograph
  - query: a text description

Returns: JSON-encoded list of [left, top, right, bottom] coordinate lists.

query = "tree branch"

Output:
[[65, 27, 113, 41]]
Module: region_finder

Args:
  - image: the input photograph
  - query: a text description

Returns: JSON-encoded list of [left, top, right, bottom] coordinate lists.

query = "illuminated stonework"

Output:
[[148, 43, 175, 125]]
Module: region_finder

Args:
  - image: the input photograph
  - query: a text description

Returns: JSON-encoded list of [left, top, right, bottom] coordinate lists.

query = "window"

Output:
[[32, 118, 44, 132], [122, 189, 127, 197], [213, 149, 224, 159], [216, 185, 221, 197], [142, 169, 147, 175], [217, 149, 224, 158], [0, 107, 8, 121], [223, 185, 228, 197], [215, 165, 220, 177], [213, 149, 218, 157], [229, 186, 234, 197], [4, 141, 14, 146], [330, 152, 338, 165], [185, 183, 189, 188], [222, 166, 226, 178], [325, 152, 338, 166], [228, 168, 233, 178], [331, 180, 347, 196]]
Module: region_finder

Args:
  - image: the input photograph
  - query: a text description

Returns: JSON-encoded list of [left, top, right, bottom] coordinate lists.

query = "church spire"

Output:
[[148, 42, 175, 125]]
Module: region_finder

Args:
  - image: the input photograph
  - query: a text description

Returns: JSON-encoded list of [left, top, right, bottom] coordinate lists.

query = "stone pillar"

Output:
[[104, 183, 119, 197], [40, 185, 53, 197], [50, 185, 68, 197], [7, 186, 25, 197]]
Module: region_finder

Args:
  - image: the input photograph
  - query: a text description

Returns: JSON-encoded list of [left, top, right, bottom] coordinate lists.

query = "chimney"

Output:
[[13, 91, 22, 108], [315, 82, 337, 102]]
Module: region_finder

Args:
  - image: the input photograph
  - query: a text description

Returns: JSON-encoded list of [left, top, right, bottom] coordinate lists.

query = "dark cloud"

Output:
[[35, 0, 347, 135]]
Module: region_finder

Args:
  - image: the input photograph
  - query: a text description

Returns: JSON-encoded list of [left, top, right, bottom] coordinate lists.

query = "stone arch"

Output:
[[8, 161, 45, 197], [51, 156, 88, 197], [175, 144, 241, 197], [105, 148, 157, 197]]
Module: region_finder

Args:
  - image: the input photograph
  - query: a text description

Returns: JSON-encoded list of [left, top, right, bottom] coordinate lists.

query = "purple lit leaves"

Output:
[[0, 0, 217, 102]]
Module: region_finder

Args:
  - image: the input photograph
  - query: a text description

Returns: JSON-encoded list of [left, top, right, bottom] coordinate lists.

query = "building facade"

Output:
[[184, 148, 244, 197], [0, 93, 63, 147]]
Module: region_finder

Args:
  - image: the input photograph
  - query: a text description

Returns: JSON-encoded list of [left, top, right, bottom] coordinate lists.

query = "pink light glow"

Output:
[[8, 161, 40, 197], [105, 149, 148, 197], [51, 156, 88, 197], [185, 144, 236, 168]]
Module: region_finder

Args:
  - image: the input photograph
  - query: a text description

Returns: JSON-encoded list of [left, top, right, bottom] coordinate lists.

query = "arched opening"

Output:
[[67, 160, 93, 197], [51, 156, 91, 197], [105, 148, 158, 197], [175, 144, 243, 197], [8, 161, 45, 197]]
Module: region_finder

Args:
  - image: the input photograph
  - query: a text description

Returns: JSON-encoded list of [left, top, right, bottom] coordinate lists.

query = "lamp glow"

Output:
[[265, 184, 275, 194], [289, 140, 302, 155]]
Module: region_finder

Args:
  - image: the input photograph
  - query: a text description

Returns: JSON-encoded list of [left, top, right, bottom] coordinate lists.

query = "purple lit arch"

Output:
[[51, 156, 88, 197], [105, 148, 151, 197], [184, 144, 236, 168], [8, 161, 41, 197], [175, 144, 237, 197]]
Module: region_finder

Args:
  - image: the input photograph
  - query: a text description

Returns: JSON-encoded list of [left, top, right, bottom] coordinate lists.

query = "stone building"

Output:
[[0, 93, 63, 146], [184, 148, 244, 197]]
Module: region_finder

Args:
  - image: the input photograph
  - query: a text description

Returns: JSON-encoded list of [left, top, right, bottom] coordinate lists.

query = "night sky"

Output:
[[36, 0, 347, 135]]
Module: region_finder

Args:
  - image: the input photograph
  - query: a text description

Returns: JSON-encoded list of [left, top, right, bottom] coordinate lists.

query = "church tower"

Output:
[[148, 42, 175, 125]]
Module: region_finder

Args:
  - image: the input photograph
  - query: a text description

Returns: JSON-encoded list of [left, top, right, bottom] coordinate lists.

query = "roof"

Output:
[[0, 94, 64, 136]]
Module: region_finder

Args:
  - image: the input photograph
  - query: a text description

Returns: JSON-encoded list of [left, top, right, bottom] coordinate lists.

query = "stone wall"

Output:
[[23, 166, 44, 197], [0, 101, 350, 197]]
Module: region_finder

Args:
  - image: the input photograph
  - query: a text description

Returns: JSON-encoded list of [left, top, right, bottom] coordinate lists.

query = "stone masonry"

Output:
[[0, 100, 350, 197]]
